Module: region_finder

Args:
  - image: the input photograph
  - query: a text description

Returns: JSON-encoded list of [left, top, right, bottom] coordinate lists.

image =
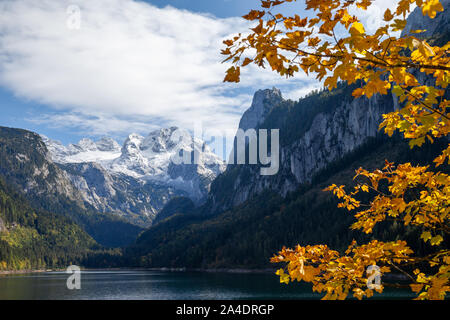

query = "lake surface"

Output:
[[0, 270, 416, 300]]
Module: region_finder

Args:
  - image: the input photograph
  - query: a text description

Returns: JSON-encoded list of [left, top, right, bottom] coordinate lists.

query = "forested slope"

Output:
[[0, 177, 96, 270], [123, 136, 449, 269]]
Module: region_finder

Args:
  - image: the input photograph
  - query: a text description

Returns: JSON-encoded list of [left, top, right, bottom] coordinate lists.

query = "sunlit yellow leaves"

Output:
[[430, 235, 444, 246], [426, 278, 449, 299], [223, 39, 234, 47], [308, 37, 321, 47], [352, 88, 364, 98], [411, 42, 435, 59], [434, 145, 450, 166], [396, 0, 413, 16], [339, 10, 356, 28], [225, 0, 450, 301], [410, 283, 424, 293], [361, 78, 391, 98], [350, 22, 365, 35], [327, 160, 450, 237], [421, 231, 433, 242], [422, 0, 444, 18], [392, 85, 404, 97], [276, 268, 290, 284], [242, 58, 253, 67], [272, 240, 415, 300], [413, 268, 450, 300], [261, 0, 272, 9]]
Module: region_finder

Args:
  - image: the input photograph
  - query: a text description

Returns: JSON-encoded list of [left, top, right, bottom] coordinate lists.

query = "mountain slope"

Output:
[[403, 0, 449, 44], [0, 176, 96, 270], [125, 136, 448, 269], [208, 83, 393, 213], [153, 196, 195, 225], [59, 162, 184, 227], [0, 126, 142, 247]]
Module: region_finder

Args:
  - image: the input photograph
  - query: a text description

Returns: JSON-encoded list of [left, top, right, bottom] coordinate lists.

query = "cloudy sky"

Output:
[[0, 0, 401, 145]]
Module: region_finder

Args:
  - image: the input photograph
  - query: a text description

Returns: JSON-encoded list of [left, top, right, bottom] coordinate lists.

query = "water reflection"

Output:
[[0, 270, 415, 300]]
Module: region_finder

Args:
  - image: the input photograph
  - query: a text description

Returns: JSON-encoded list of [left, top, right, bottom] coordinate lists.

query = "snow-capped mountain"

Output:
[[109, 127, 225, 198], [42, 127, 226, 226]]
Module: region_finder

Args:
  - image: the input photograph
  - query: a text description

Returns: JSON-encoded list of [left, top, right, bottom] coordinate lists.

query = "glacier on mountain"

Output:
[[42, 127, 225, 226]]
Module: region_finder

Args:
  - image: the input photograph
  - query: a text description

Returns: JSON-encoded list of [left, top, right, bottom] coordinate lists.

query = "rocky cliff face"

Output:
[[0, 128, 87, 208], [286, 93, 393, 185], [208, 87, 394, 212], [59, 161, 186, 226]]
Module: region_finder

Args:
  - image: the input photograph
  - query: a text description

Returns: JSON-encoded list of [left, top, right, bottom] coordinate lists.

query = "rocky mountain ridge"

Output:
[[43, 127, 225, 225], [208, 85, 393, 212]]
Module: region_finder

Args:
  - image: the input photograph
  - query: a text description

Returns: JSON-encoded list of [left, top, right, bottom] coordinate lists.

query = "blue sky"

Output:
[[0, 0, 397, 146], [143, 0, 265, 18]]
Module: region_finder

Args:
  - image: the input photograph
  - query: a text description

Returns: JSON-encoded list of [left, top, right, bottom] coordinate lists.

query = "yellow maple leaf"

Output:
[[350, 22, 365, 35]]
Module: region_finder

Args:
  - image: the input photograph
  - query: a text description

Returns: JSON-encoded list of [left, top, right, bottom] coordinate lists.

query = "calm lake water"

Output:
[[0, 270, 416, 300]]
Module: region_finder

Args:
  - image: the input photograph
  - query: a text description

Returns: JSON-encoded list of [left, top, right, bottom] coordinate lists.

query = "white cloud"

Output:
[[284, 83, 324, 101], [0, 0, 293, 136], [0, 0, 401, 139]]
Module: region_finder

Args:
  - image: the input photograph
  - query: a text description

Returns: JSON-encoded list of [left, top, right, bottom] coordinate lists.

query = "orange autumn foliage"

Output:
[[223, 0, 449, 300]]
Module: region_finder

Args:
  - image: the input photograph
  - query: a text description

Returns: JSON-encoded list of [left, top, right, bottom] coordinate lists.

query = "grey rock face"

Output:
[[239, 88, 283, 131], [60, 162, 187, 226], [288, 94, 392, 184], [96, 137, 121, 152], [209, 89, 394, 213]]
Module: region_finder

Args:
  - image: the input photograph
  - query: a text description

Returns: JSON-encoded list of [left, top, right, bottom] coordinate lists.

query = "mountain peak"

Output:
[[142, 127, 180, 153], [255, 87, 282, 98], [76, 138, 97, 152], [239, 87, 284, 131], [96, 137, 121, 152]]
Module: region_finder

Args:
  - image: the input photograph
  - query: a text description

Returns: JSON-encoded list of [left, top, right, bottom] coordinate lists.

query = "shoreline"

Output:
[[0, 269, 52, 276], [0, 267, 276, 276], [0, 267, 410, 281], [149, 267, 277, 274]]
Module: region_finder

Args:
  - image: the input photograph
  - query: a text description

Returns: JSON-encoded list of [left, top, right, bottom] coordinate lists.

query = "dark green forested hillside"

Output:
[[0, 177, 96, 270], [119, 136, 449, 269], [153, 196, 195, 224]]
